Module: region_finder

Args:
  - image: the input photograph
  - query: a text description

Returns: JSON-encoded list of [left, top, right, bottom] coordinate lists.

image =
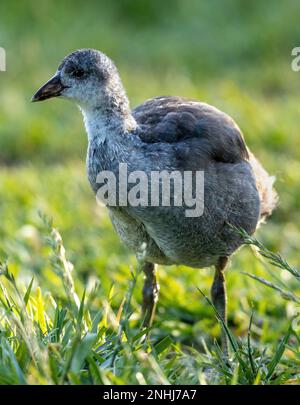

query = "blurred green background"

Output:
[[0, 0, 300, 350]]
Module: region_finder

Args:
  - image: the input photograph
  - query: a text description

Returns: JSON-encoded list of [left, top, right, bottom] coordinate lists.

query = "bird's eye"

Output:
[[72, 68, 85, 79]]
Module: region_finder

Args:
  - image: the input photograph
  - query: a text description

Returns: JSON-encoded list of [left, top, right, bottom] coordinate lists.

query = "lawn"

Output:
[[0, 0, 299, 384]]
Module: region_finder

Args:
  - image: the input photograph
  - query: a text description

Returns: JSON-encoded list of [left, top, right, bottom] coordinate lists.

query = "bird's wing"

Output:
[[133, 96, 249, 164]]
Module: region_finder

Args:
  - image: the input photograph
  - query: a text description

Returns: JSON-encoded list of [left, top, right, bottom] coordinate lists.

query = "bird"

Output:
[[32, 49, 277, 355]]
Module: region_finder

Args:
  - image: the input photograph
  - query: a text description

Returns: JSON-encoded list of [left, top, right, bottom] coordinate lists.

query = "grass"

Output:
[[0, 216, 299, 385], [0, 0, 300, 385]]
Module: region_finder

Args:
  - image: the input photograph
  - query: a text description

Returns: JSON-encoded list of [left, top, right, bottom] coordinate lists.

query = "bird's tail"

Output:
[[248, 152, 278, 223]]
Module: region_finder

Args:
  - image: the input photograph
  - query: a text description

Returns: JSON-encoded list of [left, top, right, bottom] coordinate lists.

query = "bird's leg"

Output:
[[141, 262, 159, 328], [211, 257, 229, 357]]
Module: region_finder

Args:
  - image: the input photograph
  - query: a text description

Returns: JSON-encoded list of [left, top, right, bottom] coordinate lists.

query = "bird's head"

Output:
[[32, 49, 123, 110]]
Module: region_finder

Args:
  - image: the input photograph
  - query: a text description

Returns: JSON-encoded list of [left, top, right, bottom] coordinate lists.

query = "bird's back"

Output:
[[133, 96, 277, 225]]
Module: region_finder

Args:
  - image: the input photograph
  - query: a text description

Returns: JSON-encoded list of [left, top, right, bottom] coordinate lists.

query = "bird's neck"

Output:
[[81, 88, 137, 144], [83, 90, 139, 191]]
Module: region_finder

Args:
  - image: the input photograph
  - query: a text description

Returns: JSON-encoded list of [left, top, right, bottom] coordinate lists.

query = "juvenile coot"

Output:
[[32, 49, 277, 354]]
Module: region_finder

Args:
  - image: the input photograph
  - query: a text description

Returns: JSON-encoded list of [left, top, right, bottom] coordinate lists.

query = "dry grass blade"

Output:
[[242, 272, 300, 304]]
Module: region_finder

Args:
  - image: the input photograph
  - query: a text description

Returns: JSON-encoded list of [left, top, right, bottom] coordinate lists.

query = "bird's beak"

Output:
[[31, 74, 67, 102]]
